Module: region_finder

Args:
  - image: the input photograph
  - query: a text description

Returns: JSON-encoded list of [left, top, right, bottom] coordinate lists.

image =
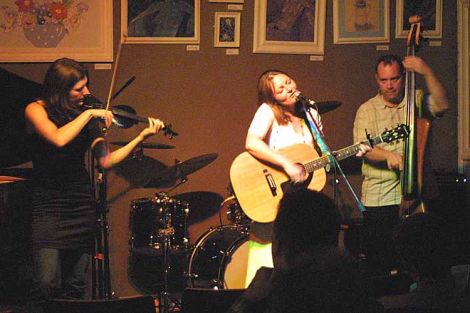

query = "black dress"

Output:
[[30, 119, 101, 251]]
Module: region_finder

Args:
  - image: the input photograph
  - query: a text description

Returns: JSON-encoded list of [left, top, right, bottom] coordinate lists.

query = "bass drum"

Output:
[[128, 195, 189, 294], [188, 225, 250, 289]]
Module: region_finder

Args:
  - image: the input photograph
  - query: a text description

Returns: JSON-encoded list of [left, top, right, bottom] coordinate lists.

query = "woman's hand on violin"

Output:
[[140, 117, 165, 140], [89, 109, 113, 128]]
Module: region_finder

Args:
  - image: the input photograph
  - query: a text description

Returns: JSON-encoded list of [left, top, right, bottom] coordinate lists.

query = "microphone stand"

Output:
[[299, 104, 366, 213], [89, 152, 113, 299]]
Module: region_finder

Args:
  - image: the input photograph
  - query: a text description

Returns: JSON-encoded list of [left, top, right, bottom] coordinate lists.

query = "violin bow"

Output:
[[105, 34, 126, 111]]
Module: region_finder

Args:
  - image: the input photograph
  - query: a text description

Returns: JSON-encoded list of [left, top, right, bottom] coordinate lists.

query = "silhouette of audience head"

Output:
[[393, 212, 452, 281], [268, 189, 381, 313], [272, 189, 342, 270]]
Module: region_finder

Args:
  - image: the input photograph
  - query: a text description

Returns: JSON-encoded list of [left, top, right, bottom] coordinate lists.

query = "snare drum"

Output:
[[220, 196, 251, 225], [129, 193, 190, 252], [187, 225, 250, 289]]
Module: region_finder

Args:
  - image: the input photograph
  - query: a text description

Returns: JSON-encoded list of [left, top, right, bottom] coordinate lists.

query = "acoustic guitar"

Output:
[[230, 124, 409, 223]]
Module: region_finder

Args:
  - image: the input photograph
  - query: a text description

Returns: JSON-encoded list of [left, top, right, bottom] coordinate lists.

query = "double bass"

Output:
[[400, 16, 430, 216]]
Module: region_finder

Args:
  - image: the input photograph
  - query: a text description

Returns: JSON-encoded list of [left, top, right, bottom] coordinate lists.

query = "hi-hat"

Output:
[[112, 154, 168, 188], [0, 168, 33, 181], [145, 153, 218, 188], [0, 175, 28, 184], [110, 141, 175, 149]]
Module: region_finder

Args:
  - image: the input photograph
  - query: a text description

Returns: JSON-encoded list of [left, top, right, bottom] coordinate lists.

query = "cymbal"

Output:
[[0, 168, 33, 179], [172, 191, 223, 224], [110, 141, 175, 149], [312, 101, 342, 114], [112, 154, 168, 188], [145, 153, 218, 188], [0, 175, 28, 184]]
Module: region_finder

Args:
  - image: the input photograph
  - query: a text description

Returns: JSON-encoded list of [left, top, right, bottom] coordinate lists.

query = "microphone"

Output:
[[294, 91, 316, 106], [294, 91, 316, 116], [295, 92, 343, 115]]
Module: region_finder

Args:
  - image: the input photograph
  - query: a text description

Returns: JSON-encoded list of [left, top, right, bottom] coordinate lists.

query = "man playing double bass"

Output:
[[353, 54, 449, 276]]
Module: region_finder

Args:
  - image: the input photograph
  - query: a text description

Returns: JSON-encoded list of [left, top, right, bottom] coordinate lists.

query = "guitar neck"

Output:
[[303, 135, 385, 174]]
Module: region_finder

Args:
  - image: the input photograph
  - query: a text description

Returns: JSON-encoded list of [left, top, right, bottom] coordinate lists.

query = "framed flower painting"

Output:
[[0, 0, 113, 62]]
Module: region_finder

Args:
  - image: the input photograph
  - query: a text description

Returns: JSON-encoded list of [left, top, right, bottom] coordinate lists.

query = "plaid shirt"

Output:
[[353, 91, 434, 207]]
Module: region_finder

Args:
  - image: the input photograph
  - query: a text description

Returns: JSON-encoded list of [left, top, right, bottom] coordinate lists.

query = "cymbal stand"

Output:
[[164, 167, 188, 195], [90, 154, 113, 299]]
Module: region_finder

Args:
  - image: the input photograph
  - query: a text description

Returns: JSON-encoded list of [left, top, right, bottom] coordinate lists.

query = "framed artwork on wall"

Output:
[[214, 12, 241, 48], [209, 0, 244, 3], [395, 0, 442, 39], [253, 0, 326, 55], [0, 0, 113, 62], [333, 0, 389, 44], [122, 0, 200, 44]]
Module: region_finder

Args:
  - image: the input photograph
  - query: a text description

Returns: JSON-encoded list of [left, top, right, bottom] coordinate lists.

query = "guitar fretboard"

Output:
[[302, 135, 386, 173]]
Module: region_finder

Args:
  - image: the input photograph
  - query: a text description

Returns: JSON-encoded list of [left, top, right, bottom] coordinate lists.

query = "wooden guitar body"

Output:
[[230, 144, 326, 223], [230, 124, 409, 222]]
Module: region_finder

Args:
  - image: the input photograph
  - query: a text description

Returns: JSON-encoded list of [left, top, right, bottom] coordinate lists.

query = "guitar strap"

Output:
[[303, 110, 334, 164]]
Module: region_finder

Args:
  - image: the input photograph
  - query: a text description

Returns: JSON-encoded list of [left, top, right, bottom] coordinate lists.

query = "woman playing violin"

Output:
[[24, 57, 164, 302]]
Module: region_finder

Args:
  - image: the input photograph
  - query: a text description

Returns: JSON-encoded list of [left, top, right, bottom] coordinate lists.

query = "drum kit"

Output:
[[119, 143, 252, 300]]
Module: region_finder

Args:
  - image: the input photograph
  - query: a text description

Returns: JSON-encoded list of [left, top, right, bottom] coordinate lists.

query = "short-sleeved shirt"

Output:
[[353, 91, 437, 207], [248, 103, 322, 150]]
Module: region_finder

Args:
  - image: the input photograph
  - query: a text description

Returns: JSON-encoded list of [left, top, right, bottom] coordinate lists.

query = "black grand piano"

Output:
[[0, 67, 42, 169], [0, 67, 41, 304]]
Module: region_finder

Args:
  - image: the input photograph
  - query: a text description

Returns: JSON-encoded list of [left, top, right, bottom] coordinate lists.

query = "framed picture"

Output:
[[122, 0, 200, 44], [214, 12, 240, 47], [253, 0, 326, 55], [209, 0, 244, 3], [395, 0, 442, 39], [333, 0, 389, 44], [0, 0, 113, 62]]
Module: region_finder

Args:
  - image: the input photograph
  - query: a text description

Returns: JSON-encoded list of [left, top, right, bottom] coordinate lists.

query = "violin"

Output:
[[82, 94, 178, 139]]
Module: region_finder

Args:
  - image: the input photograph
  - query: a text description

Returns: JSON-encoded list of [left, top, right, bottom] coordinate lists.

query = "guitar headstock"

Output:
[[381, 124, 410, 143]]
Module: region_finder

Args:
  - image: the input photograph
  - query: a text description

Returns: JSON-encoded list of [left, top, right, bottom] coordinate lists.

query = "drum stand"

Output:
[[159, 200, 178, 313], [159, 232, 171, 313]]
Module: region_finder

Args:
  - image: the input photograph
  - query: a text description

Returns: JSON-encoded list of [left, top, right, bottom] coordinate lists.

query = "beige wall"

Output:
[[1, 1, 458, 297]]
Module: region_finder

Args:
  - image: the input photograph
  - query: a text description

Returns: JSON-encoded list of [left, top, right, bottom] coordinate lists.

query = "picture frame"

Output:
[[253, 0, 326, 55], [209, 0, 244, 3], [333, 0, 389, 44], [0, 0, 113, 62], [214, 12, 241, 48], [122, 0, 200, 44], [395, 0, 442, 39]]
